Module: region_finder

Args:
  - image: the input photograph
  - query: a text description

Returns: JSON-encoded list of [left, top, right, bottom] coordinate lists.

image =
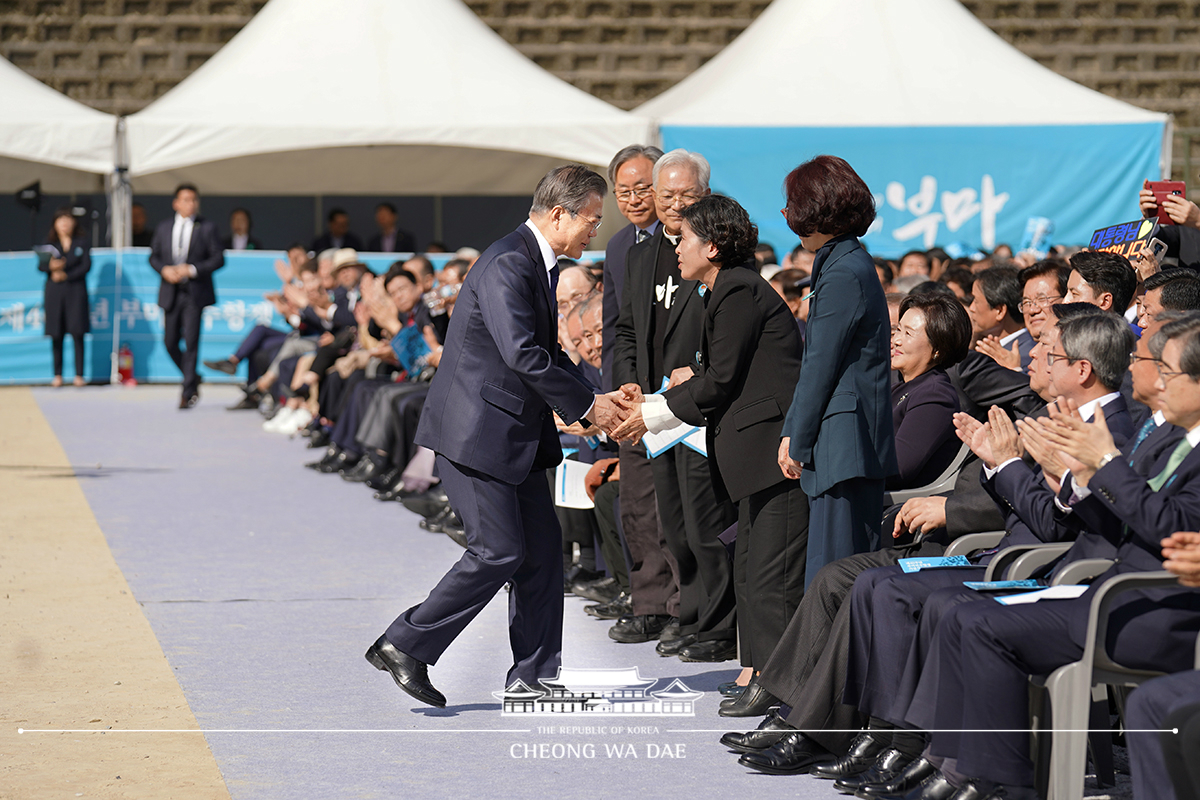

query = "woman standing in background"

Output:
[[39, 208, 90, 387]]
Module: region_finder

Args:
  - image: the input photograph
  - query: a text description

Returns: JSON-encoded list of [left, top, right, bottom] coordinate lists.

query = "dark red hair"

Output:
[[783, 155, 876, 238]]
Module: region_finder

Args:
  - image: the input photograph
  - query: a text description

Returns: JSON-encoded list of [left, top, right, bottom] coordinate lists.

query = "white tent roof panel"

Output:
[[126, 0, 650, 192], [637, 0, 1167, 127], [0, 56, 115, 191]]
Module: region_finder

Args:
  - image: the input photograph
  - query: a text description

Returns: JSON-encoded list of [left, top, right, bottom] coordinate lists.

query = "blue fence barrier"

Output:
[[0, 247, 605, 385]]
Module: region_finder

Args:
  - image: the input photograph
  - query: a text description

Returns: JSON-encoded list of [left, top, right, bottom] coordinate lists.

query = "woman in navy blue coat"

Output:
[[39, 209, 90, 386], [778, 156, 897, 586]]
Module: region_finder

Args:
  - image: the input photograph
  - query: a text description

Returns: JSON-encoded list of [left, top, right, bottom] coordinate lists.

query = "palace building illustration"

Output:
[[494, 667, 703, 716]]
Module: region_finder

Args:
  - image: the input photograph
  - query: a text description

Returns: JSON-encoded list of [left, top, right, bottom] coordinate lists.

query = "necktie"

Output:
[[1127, 417, 1158, 466], [549, 265, 560, 310], [175, 222, 186, 265], [1148, 438, 1193, 491], [636, 228, 650, 244]]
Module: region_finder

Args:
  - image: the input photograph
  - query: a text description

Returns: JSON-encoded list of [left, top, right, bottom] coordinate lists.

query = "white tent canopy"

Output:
[[0, 56, 116, 193], [125, 0, 651, 196], [637, 0, 1166, 128]]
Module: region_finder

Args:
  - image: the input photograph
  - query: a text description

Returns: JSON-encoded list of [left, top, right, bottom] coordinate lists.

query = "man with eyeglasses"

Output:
[[612, 148, 739, 662]]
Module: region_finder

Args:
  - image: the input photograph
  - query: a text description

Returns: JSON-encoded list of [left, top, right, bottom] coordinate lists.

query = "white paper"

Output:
[[994, 584, 1088, 606], [642, 419, 699, 458], [555, 458, 595, 509], [682, 427, 707, 457]]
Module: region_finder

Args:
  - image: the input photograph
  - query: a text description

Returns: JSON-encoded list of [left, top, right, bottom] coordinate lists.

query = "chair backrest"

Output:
[[882, 442, 974, 507]]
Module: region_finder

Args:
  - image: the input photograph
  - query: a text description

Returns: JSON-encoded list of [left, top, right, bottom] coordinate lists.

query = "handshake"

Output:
[[584, 383, 650, 443]]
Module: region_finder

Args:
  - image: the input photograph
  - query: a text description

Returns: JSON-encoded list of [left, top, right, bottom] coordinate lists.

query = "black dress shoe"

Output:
[[657, 618, 683, 642], [870, 770, 956, 800], [655, 633, 696, 656], [810, 731, 890, 780], [401, 485, 450, 518], [718, 681, 747, 698], [341, 457, 380, 483], [226, 392, 260, 411], [305, 446, 338, 470], [608, 613, 671, 643], [179, 392, 199, 409], [366, 465, 400, 492], [718, 677, 779, 715], [307, 428, 331, 449], [364, 635, 445, 708], [573, 575, 620, 603], [584, 593, 630, 619], [832, 747, 914, 791], [737, 731, 832, 775], [564, 565, 604, 593], [203, 357, 238, 375], [856, 757, 938, 798], [719, 710, 796, 754], [680, 638, 738, 663], [318, 450, 358, 474]]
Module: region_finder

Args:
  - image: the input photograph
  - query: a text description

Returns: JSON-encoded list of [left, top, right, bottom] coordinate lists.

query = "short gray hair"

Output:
[[1149, 310, 1190, 358], [573, 290, 603, 322], [1154, 312, 1200, 378], [607, 144, 664, 185], [530, 165, 608, 216], [1057, 312, 1135, 392], [652, 148, 710, 191]]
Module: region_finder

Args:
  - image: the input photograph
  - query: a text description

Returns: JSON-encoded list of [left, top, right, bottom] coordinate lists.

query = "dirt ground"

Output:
[[0, 387, 230, 800]]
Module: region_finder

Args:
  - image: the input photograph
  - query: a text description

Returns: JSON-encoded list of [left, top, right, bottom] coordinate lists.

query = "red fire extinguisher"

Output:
[[118, 342, 136, 386]]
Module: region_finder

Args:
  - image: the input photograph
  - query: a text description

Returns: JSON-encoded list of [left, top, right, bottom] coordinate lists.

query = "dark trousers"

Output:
[[806, 477, 884, 590], [1127, 670, 1200, 800], [331, 377, 388, 455], [734, 479, 808, 669], [385, 456, 563, 687], [592, 479, 631, 593], [650, 443, 736, 641], [844, 565, 986, 726], [755, 544, 942, 755], [50, 333, 85, 378], [163, 288, 203, 397], [386, 388, 429, 469], [618, 441, 677, 616], [906, 587, 1200, 787], [234, 324, 288, 364]]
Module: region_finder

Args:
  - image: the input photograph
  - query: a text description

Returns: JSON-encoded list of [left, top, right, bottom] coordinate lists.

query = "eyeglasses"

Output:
[[1129, 351, 1158, 363], [614, 186, 653, 202], [572, 213, 602, 233], [655, 192, 702, 208], [1155, 361, 1191, 382], [1018, 295, 1063, 313], [1045, 351, 1075, 365]]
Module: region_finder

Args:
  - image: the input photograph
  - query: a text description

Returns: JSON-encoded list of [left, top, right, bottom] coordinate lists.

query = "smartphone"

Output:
[[1147, 237, 1168, 260], [1148, 180, 1187, 224]]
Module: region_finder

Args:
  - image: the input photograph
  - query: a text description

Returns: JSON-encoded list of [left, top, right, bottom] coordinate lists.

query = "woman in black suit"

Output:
[[613, 194, 807, 689], [39, 209, 90, 387], [888, 293, 971, 489]]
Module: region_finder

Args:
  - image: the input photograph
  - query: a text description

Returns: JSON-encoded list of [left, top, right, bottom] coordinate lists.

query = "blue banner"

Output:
[[0, 247, 606, 385], [661, 122, 1164, 259]]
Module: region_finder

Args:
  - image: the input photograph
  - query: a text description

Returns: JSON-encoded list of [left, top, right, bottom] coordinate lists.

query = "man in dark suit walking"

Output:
[[148, 184, 225, 409], [365, 166, 630, 707]]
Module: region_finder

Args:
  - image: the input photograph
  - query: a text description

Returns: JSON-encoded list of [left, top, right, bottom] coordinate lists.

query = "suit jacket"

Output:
[[414, 224, 596, 485], [981, 395, 1133, 559], [890, 368, 960, 490], [148, 217, 225, 311], [948, 350, 1042, 421], [601, 222, 639, 392], [1014, 328, 1035, 372], [366, 229, 416, 254], [311, 231, 364, 252], [781, 234, 897, 497], [612, 227, 706, 393], [663, 266, 803, 502]]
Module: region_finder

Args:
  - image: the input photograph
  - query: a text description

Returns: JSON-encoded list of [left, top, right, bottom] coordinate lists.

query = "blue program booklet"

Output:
[[963, 579, 1042, 592], [898, 555, 973, 573]]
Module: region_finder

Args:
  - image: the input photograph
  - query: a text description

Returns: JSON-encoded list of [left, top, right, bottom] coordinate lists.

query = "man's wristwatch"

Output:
[[1096, 450, 1122, 470]]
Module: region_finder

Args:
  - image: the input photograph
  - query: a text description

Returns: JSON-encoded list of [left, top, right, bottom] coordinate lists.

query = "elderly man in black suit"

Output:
[[148, 184, 225, 409], [596, 144, 675, 623], [364, 165, 630, 707], [612, 148, 738, 659], [899, 314, 1200, 800]]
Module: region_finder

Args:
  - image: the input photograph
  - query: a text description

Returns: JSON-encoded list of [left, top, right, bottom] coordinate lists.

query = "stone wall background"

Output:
[[2, 0, 1197, 182]]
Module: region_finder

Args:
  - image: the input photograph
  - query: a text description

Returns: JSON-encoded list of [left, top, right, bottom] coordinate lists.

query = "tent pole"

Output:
[[314, 195, 323, 243], [109, 116, 132, 384], [1162, 115, 1175, 180]]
